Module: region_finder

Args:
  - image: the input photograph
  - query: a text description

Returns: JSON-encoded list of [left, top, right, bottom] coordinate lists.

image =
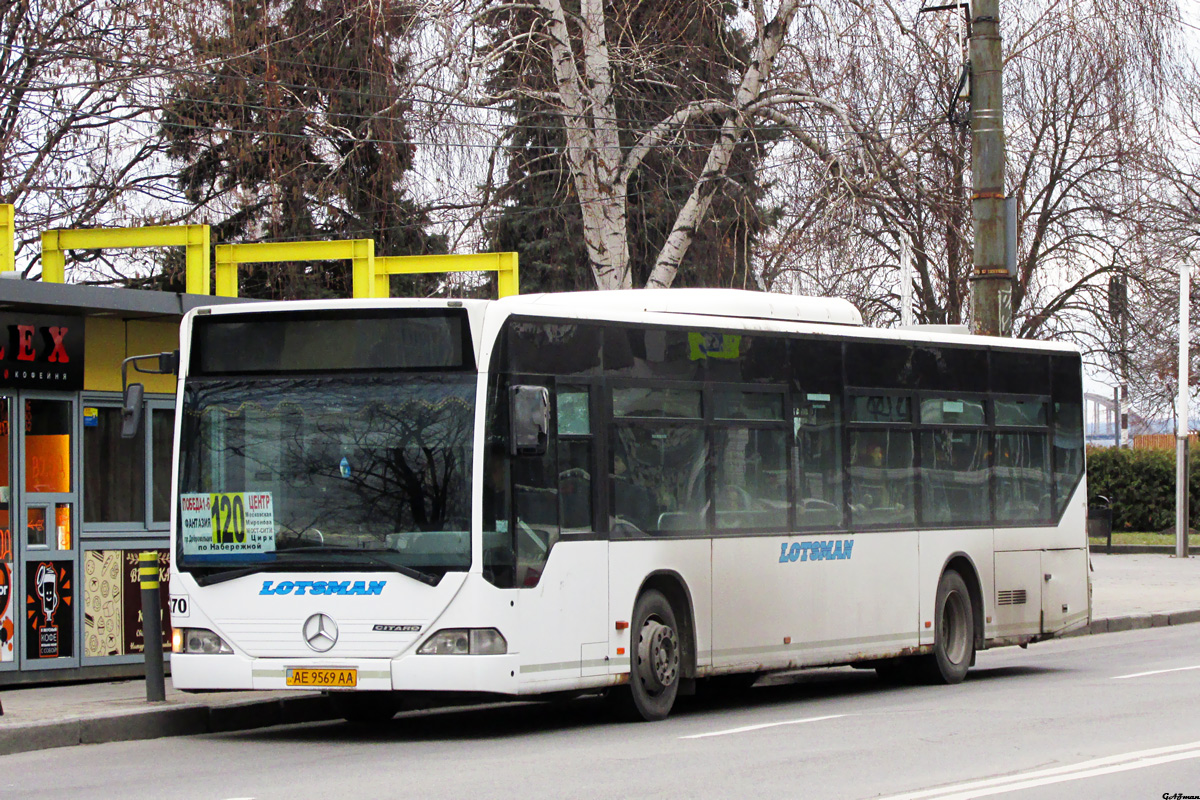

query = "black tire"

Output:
[[621, 589, 682, 721], [332, 691, 403, 724], [922, 570, 974, 684]]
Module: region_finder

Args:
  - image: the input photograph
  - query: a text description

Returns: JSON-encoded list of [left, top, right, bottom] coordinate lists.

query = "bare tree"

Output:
[[0, 0, 175, 279], [473, 1, 931, 290], [760, 0, 1180, 346]]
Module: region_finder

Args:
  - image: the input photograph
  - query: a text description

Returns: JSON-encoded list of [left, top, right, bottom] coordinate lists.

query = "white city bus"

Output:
[[161, 289, 1089, 721]]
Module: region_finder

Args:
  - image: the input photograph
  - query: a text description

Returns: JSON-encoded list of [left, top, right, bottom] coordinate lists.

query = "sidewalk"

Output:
[[0, 680, 333, 756], [2, 550, 1200, 757]]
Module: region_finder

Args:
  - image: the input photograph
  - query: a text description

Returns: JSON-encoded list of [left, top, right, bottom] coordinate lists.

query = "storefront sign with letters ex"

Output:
[[0, 312, 84, 391]]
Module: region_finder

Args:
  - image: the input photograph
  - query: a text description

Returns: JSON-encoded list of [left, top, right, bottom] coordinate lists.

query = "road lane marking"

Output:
[[875, 740, 1200, 799], [680, 714, 846, 739], [1113, 664, 1200, 679]]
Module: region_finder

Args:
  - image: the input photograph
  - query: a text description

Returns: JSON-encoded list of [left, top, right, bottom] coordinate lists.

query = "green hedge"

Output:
[[1086, 447, 1200, 531]]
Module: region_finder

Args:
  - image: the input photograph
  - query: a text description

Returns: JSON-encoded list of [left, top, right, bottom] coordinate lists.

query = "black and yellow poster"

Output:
[[25, 560, 73, 659], [122, 550, 170, 654]]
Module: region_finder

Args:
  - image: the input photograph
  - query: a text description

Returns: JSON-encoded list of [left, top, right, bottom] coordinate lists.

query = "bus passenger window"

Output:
[[1051, 353, 1084, 515], [611, 427, 706, 535], [714, 427, 787, 531], [920, 430, 990, 525], [995, 432, 1050, 523], [849, 430, 916, 527], [794, 393, 843, 529], [918, 397, 989, 526]]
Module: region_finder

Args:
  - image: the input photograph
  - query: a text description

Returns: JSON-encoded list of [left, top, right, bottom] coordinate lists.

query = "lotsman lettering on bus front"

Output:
[[259, 579, 386, 596], [777, 539, 854, 563]]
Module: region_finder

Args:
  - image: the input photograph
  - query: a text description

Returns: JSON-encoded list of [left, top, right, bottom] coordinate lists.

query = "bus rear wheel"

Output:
[[923, 570, 974, 684], [624, 589, 681, 721]]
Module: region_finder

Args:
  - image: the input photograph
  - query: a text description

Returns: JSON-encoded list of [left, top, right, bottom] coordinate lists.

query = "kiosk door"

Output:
[[16, 395, 79, 669]]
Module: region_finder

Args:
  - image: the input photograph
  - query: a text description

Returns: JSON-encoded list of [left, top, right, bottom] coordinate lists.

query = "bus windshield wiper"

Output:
[[191, 547, 441, 587], [194, 565, 267, 587], [274, 546, 441, 586]]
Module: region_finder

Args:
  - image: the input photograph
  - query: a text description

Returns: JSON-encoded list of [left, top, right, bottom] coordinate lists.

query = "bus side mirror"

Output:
[[119, 350, 179, 439], [121, 383, 145, 439], [510, 385, 550, 456], [158, 350, 179, 375]]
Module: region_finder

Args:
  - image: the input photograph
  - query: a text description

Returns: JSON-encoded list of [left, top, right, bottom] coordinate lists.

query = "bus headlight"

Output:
[[173, 628, 234, 655], [417, 628, 507, 655]]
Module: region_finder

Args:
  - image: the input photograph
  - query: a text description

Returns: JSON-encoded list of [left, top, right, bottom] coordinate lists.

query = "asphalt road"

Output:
[[4, 625, 1200, 799]]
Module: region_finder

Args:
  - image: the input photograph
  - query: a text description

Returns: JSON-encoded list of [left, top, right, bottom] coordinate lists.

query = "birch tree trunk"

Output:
[[536, 0, 631, 289]]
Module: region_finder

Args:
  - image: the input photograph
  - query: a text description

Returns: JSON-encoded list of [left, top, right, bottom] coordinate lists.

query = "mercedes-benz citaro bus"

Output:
[[162, 289, 1089, 722]]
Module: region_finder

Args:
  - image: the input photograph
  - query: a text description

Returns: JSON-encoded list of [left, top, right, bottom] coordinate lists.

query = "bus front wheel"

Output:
[[924, 570, 974, 684], [626, 589, 681, 721]]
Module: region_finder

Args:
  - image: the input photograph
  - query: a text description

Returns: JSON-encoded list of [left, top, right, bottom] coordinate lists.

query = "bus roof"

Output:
[[188, 290, 1078, 355], [499, 289, 864, 327]]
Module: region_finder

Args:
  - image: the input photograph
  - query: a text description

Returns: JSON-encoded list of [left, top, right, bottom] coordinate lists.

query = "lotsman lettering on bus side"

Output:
[[777, 540, 854, 563], [259, 579, 387, 596]]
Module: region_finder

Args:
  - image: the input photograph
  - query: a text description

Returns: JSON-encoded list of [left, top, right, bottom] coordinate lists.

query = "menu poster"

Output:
[[25, 560, 73, 659], [83, 550, 123, 658]]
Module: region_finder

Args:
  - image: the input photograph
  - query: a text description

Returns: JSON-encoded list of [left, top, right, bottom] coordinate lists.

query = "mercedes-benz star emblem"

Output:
[[303, 613, 338, 652]]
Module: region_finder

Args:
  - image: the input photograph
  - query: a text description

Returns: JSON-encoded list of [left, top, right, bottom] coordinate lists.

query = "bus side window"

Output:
[[793, 393, 844, 529], [1050, 354, 1085, 516], [557, 387, 592, 532], [513, 420, 560, 588], [790, 338, 844, 530]]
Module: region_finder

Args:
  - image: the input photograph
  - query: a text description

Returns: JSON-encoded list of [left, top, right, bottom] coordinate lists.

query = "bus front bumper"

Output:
[[171, 652, 522, 695]]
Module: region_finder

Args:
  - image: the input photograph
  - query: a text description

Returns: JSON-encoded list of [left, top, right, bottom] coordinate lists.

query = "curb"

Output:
[[5, 610, 1200, 757], [1060, 608, 1200, 638], [0, 694, 337, 758], [1089, 545, 1190, 555]]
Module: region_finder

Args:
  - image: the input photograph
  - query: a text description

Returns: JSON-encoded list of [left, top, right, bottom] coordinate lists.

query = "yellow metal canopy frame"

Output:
[[215, 241, 518, 299], [0, 204, 14, 274], [23, 208, 518, 298], [39, 223, 212, 292]]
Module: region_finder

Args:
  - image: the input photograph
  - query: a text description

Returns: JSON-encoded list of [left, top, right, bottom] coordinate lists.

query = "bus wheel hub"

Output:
[[638, 619, 679, 692]]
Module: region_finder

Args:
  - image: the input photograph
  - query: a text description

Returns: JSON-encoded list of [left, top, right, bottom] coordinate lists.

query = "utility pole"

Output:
[[968, 0, 1011, 337], [1178, 262, 1190, 558]]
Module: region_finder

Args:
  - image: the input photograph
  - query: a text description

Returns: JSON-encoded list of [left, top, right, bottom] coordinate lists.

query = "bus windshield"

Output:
[[177, 373, 476, 582]]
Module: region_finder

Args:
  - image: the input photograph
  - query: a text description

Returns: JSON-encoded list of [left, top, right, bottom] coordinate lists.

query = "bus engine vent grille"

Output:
[[998, 589, 1027, 606]]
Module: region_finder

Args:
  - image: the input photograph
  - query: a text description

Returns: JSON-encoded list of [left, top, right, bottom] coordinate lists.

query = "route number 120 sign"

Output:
[[179, 492, 275, 557]]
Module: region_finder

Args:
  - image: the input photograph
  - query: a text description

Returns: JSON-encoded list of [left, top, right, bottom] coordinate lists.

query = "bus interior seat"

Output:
[[613, 479, 655, 531], [516, 486, 558, 526], [559, 472, 591, 529], [657, 511, 703, 531]]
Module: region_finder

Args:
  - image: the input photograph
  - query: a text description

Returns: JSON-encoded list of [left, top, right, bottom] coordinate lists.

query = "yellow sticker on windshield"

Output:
[[210, 493, 246, 544]]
